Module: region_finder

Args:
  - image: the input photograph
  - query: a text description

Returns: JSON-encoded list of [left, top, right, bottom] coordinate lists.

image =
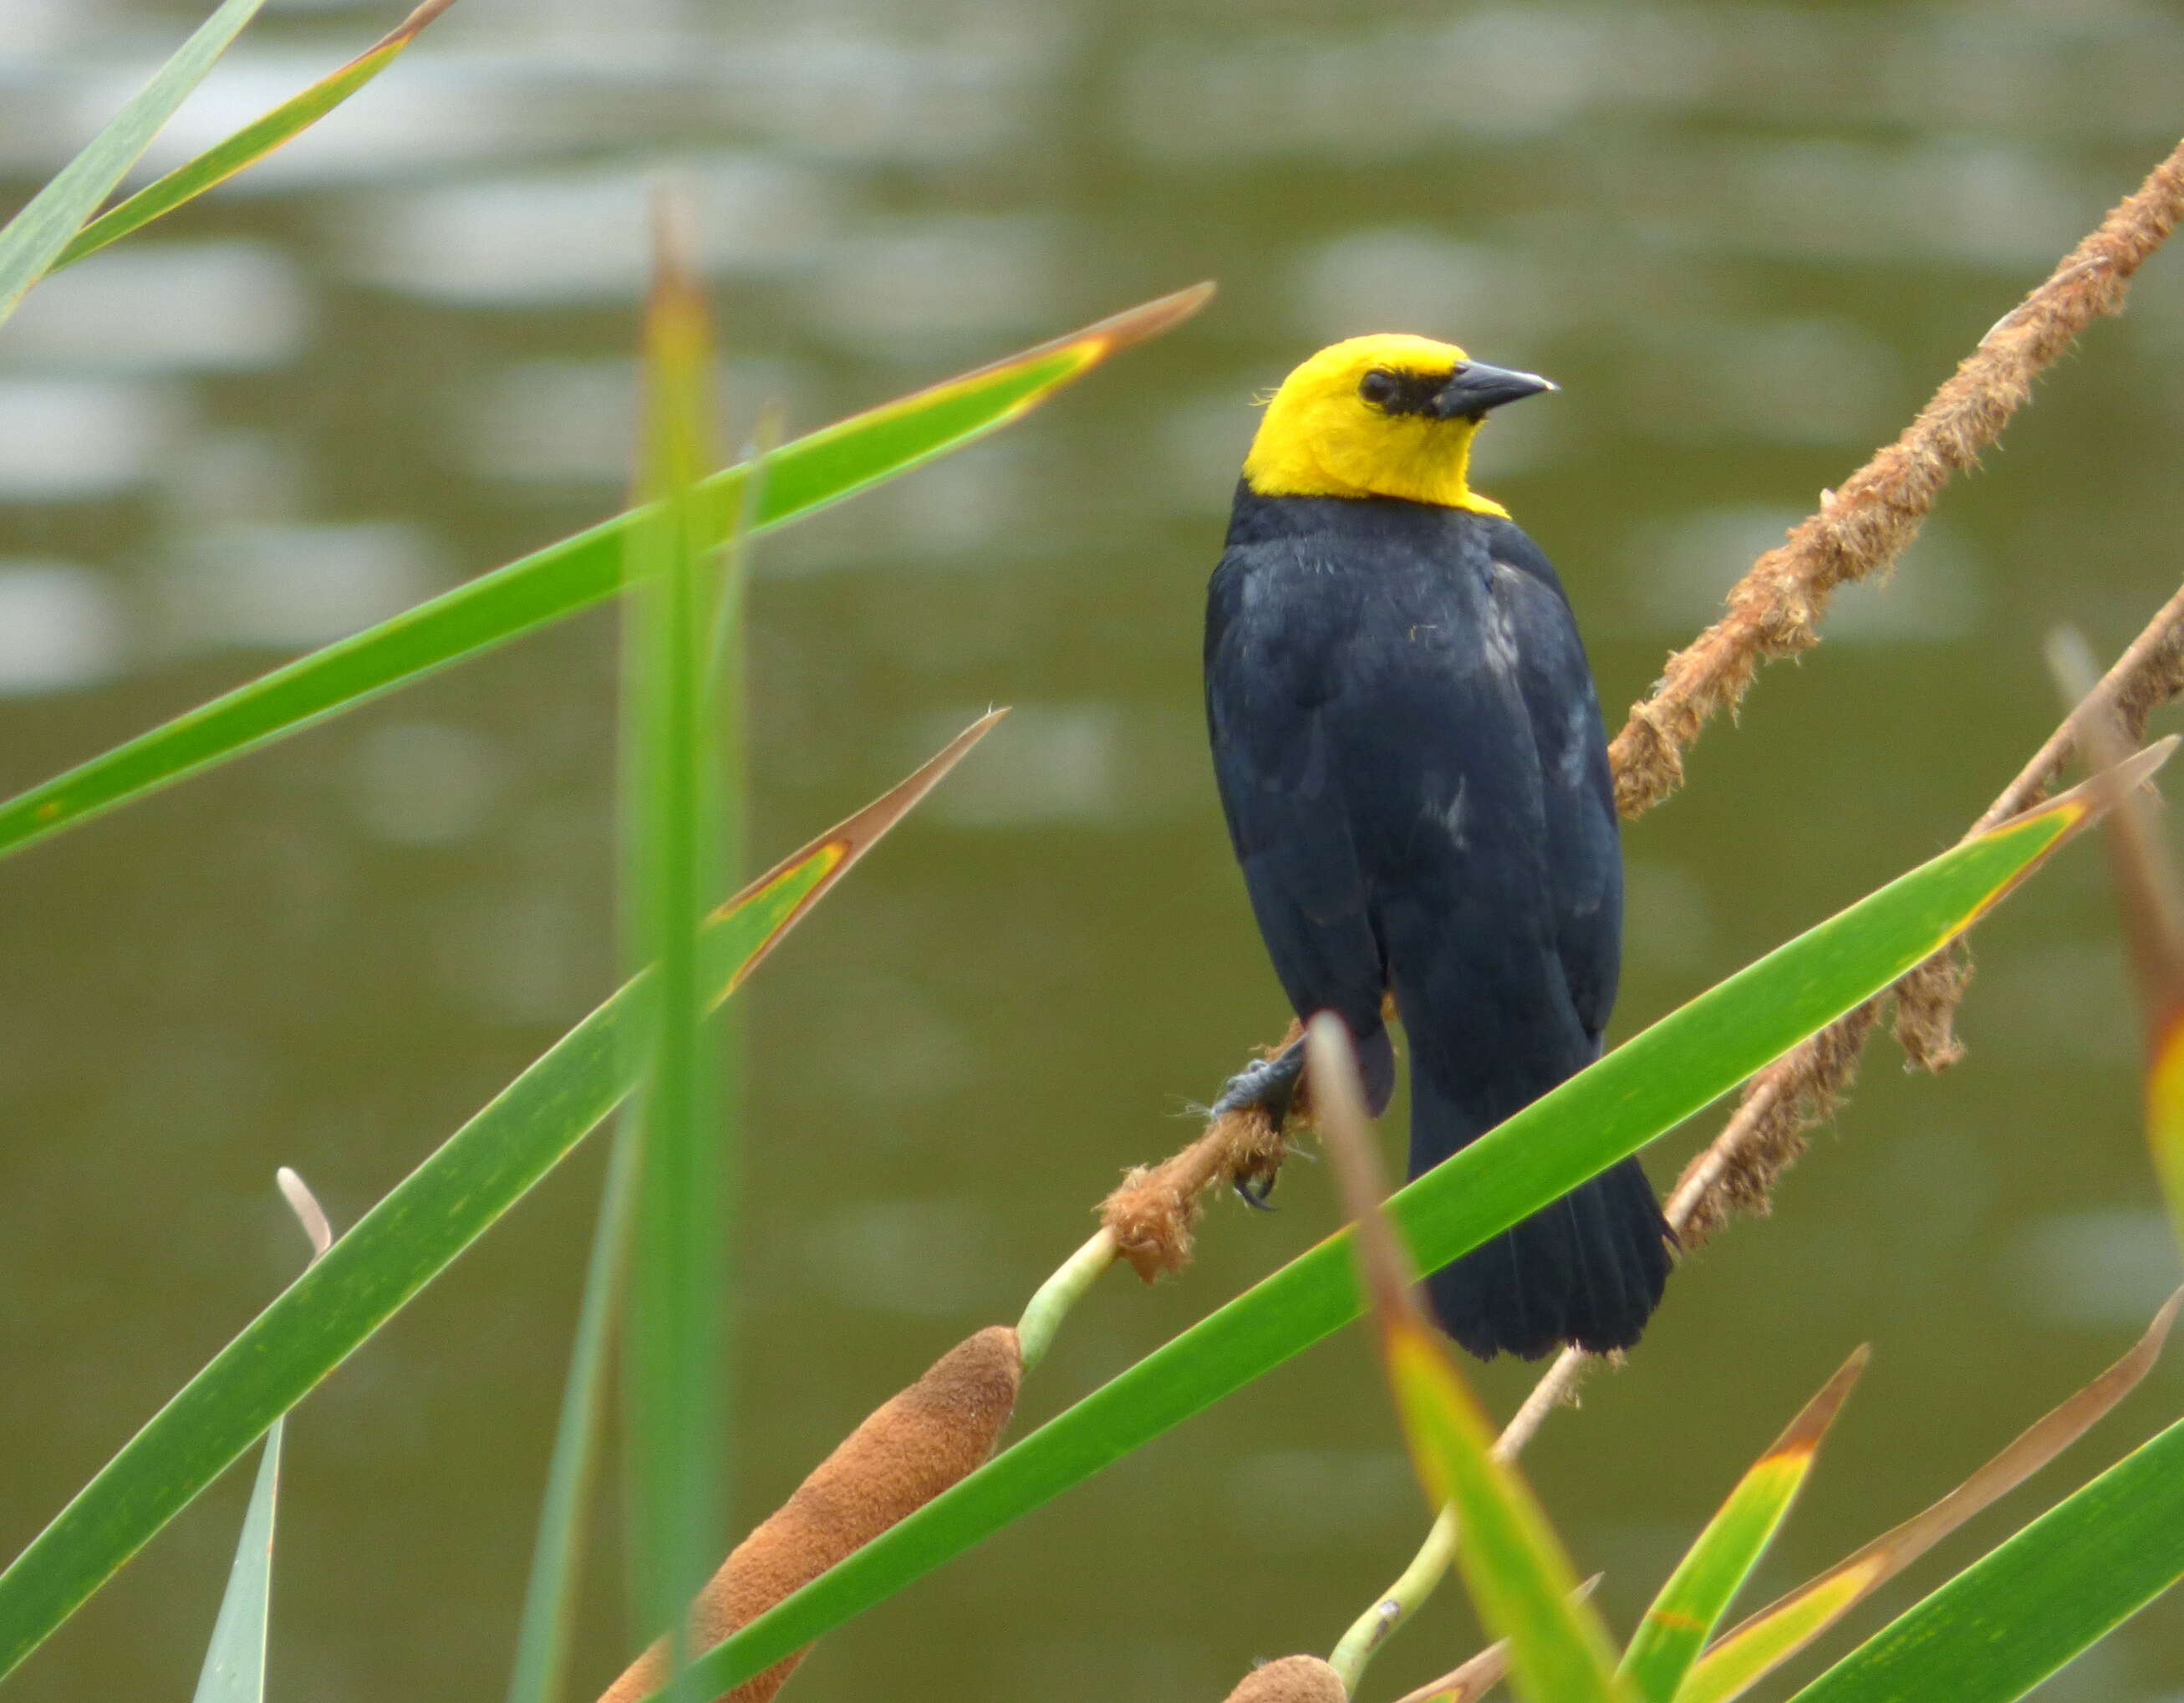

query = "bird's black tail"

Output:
[[1409, 1072, 1672, 1361]]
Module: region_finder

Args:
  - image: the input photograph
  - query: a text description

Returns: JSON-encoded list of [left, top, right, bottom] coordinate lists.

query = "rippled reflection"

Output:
[[4, 3, 2184, 1700]]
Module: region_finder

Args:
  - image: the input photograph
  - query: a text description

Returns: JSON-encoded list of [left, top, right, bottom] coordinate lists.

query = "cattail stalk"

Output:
[[1609, 132, 2184, 818]]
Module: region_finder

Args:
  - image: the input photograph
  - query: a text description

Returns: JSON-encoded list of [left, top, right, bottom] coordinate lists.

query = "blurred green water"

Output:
[[1, 2, 2181, 1699]]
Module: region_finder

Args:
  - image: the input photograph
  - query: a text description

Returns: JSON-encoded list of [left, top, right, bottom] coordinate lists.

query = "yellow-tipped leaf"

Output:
[[0, 285, 1207, 859], [50, 1, 459, 273], [1617, 1349, 1867, 1703], [1675, 1289, 2181, 1703]]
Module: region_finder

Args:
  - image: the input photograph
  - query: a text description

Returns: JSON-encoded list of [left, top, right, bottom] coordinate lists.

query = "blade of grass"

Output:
[[668, 759, 2154, 1703], [1785, 1404, 2184, 1703], [1616, 1350, 1867, 1703], [192, 1429, 279, 1703], [50, 2, 456, 273], [0, 713, 1000, 1683], [0, 0, 267, 328], [191, 1173, 328, 1703], [1310, 1015, 1626, 1703], [0, 283, 1209, 863], [1674, 1287, 2181, 1703], [1386, 1325, 1624, 1703], [504, 1124, 640, 1703], [621, 192, 729, 1702]]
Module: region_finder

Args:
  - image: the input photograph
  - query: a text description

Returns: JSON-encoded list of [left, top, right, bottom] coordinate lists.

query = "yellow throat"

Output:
[[1242, 333, 1511, 517]]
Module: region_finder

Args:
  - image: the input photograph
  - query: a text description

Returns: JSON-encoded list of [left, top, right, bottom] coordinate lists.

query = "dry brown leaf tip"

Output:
[[1221, 1655, 1350, 1703], [598, 1328, 1022, 1703]]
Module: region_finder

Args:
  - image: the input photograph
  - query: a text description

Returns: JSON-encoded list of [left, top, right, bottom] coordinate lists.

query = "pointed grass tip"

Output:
[[960, 281, 1217, 385], [1071, 279, 1217, 359], [705, 708, 1007, 989], [1688, 1283, 2184, 1701], [1963, 737, 2180, 931], [810, 706, 1007, 860], [647, 181, 703, 300], [372, 0, 459, 52], [2005, 735, 2178, 836], [1758, 1344, 1869, 1467]]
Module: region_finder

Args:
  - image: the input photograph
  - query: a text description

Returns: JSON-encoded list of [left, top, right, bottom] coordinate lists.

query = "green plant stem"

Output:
[[1016, 1230, 1117, 1374], [1330, 1502, 1459, 1694]]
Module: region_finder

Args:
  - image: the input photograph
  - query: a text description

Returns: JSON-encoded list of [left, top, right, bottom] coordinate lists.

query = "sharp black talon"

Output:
[[1234, 1173, 1279, 1211]]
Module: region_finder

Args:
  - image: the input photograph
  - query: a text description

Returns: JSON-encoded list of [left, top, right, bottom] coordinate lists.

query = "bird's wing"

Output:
[[1327, 523, 1615, 1120], [1483, 527, 1623, 1046], [1205, 541, 1388, 1034]]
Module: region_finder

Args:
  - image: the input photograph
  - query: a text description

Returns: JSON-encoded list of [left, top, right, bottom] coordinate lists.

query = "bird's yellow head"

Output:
[[1241, 334, 1555, 517]]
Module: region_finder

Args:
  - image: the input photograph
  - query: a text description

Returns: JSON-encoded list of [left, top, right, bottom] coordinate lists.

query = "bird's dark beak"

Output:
[[1429, 361, 1557, 421]]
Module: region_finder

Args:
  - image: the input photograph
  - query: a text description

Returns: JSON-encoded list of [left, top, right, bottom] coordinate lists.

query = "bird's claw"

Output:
[[1233, 1171, 1279, 1211], [1214, 1041, 1302, 1212]]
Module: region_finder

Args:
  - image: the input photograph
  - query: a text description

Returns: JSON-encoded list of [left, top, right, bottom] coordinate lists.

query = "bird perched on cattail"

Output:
[[1203, 334, 1672, 1360]]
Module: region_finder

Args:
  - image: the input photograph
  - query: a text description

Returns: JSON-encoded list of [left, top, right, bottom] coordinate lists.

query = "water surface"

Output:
[[3, 3, 2183, 1698]]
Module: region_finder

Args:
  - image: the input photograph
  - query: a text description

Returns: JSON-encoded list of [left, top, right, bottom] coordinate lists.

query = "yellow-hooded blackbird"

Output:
[[1204, 334, 1672, 1361]]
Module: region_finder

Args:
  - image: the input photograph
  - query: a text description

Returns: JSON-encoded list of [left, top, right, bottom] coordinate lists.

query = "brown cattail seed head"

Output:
[[598, 1327, 1022, 1703], [1221, 1655, 1349, 1703]]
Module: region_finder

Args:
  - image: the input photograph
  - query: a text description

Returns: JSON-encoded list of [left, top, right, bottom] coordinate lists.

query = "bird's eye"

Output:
[[1358, 369, 1401, 408]]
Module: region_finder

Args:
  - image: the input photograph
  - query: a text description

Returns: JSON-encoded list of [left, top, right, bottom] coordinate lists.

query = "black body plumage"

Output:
[[1205, 483, 1672, 1359]]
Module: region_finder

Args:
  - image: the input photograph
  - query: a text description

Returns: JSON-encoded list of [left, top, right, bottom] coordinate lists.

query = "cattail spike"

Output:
[[598, 1328, 1021, 1703]]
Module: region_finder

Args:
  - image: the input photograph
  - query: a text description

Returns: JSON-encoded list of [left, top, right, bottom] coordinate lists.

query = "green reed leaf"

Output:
[[49, 2, 457, 273], [1618, 1350, 1866, 1703], [1784, 1406, 2184, 1703], [1308, 1014, 1626, 1703], [0, 713, 1000, 1684], [190, 1428, 280, 1703], [620, 199, 731, 1703], [0, 0, 266, 328], [0, 285, 1207, 862]]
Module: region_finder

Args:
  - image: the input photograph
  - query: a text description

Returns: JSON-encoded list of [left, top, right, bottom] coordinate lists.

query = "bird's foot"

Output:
[[1211, 1039, 1305, 1211], [1210, 1040, 1305, 1121]]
